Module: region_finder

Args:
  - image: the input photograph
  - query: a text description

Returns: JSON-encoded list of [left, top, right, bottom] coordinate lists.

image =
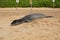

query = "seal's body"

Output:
[[11, 14, 53, 26]]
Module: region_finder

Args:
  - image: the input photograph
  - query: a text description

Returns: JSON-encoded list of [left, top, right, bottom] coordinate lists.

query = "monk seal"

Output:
[[11, 13, 53, 26]]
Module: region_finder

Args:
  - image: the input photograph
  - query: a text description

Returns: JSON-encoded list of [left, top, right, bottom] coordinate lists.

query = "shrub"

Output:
[[0, 0, 60, 8]]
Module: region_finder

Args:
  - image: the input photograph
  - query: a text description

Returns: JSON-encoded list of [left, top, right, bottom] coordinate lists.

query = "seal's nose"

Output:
[[11, 20, 18, 26], [11, 19, 23, 26], [11, 23, 16, 26]]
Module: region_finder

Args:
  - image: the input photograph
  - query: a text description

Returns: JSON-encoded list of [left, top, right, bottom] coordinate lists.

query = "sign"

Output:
[[16, 0, 19, 3], [53, 0, 55, 2]]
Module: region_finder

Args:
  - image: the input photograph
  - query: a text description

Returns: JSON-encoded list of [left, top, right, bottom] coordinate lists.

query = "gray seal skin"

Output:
[[11, 14, 53, 26]]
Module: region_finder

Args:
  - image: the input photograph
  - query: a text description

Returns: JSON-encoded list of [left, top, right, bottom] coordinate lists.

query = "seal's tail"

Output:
[[46, 16, 53, 18]]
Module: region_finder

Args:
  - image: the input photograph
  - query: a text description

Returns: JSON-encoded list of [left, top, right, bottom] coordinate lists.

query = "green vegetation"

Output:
[[0, 0, 60, 8]]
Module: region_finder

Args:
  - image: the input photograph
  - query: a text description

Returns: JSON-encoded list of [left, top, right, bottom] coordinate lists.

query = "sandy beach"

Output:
[[0, 8, 60, 40]]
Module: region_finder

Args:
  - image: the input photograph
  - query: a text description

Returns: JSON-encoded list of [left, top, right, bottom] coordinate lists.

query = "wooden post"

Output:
[[30, 0, 32, 13]]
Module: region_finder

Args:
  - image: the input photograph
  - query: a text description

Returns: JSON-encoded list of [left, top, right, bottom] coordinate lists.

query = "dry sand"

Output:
[[0, 8, 60, 40]]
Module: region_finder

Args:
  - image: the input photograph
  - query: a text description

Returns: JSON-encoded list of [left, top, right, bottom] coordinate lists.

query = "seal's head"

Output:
[[11, 20, 23, 26]]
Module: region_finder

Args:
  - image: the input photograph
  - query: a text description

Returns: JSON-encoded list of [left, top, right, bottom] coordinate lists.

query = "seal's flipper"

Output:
[[24, 20, 30, 22], [46, 16, 53, 18]]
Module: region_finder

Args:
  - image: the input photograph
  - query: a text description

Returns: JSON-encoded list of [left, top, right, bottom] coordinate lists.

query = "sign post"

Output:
[[52, 0, 55, 8], [16, 0, 19, 14], [30, 0, 32, 13], [16, 0, 19, 7]]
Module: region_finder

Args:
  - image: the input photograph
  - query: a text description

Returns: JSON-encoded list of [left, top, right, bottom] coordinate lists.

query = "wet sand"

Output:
[[0, 8, 60, 40]]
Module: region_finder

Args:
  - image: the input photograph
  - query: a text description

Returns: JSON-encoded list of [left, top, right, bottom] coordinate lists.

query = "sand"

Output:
[[0, 8, 60, 40]]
